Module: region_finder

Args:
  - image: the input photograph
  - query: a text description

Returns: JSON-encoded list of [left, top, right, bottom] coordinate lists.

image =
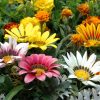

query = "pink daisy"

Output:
[[18, 54, 60, 83], [0, 37, 28, 68]]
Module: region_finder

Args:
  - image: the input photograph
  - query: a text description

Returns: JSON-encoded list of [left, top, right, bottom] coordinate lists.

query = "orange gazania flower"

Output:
[[76, 23, 100, 47], [77, 3, 89, 15], [61, 8, 73, 18], [35, 10, 50, 22], [71, 34, 84, 46], [82, 16, 100, 25]]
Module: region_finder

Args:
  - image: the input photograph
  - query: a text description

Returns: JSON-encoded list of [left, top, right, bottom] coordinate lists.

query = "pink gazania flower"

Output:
[[18, 54, 60, 83], [0, 37, 28, 68]]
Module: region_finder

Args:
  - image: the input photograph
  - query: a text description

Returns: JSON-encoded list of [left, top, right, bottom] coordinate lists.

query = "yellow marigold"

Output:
[[77, 3, 89, 15], [20, 17, 40, 27], [61, 8, 73, 18], [35, 11, 50, 22], [71, 34, 84, 46], [82, 16, 100, 25], [76, 23, 100, 47], [34, 0, 54, 11]]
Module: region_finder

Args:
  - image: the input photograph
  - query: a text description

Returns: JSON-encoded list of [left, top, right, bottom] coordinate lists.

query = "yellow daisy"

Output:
[[4, 23, 59, 50], [4, 23, 40, 44], [28, 31, 59, 50], [76, 23, 100, 47]]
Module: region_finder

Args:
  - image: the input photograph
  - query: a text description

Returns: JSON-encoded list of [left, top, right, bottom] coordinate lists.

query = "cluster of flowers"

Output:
[[0, 0, 100, 99]]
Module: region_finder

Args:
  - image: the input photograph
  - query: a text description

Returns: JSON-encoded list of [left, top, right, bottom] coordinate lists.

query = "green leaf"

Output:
[[0, 75, 5, 83], [5, 85, 24, 100]]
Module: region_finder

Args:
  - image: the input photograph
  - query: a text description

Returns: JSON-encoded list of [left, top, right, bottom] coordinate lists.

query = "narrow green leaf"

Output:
[[5, 85, 24, 100]]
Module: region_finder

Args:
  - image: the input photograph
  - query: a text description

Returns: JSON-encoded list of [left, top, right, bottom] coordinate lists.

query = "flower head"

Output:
[[71, 34, 84, 46], [77, 3, 89, 15], [34, 0, 54, 11], [28, 31, 59, 50], [76, 23, 100, 47], [62, 51, 100, 87], [18, 54, 60, 83], [35, 11, 50, 22], [61, 8, 73, 18], [82, 16, 100, 25], [0, 37, 28, 68], [4, 23, 40, 48], [20, 17, 40, 27]]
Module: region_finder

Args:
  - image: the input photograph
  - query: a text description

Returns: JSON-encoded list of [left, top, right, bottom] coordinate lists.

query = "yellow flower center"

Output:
[[74, 69, 90, 80], [3, 56, 12, 63], [34, 68, 45, 76]]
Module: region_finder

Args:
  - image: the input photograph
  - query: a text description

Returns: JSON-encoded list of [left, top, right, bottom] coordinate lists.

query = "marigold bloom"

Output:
[[82, 16, 100, 25], [77, 3, 89, 15], [62, 51, 100, 87], [61, 8, 73, 18], [35, 11, 50, 22], [4, 23, 40, 48], [28, 31, 59, 50], [34, 0, 54, 11], [76, 23, 100, 47], [20, 17, 40, 27], [0, 38, 28, 68], [18, 54, 60, 83], [71, 34, 84, 46]]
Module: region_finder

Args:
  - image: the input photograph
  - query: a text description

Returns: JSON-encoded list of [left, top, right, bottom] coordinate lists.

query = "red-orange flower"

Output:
[[77, 3, 89, 15], [4, 22, 18, 30], [61, 8, 73, 18]]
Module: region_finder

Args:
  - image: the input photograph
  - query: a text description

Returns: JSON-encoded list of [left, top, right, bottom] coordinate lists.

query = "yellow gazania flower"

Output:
[[61, 8, 73, 18], [34, 0, 54, 12], [82, 16, 100, 25], [4, 23, 40, 43], [20, 17, 40, 27], [76, 23, 100, 47], [77, 3, 89, 15], [35, 11, 50, 22], [28, 31, 59, 50]]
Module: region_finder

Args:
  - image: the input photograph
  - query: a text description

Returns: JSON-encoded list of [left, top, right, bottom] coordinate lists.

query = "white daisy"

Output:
[[62, 51, 100, 87], [0, 37, 28, 68]]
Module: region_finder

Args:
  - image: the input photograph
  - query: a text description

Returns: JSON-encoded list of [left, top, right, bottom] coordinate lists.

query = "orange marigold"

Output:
[[71, 34, 84, 46], [77, 3, 89, 15], [82, 16, 100, 25], [61, 8, 73, 18], [35, 11, 50, 22]]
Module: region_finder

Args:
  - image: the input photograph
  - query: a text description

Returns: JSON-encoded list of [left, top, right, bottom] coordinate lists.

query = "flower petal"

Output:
[[24, 74, 35, 83], [36, 74, 46, 81]]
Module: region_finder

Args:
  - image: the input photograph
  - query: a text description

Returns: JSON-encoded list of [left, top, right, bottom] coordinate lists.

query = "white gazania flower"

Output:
[[0, 37, 28, 68], [62, 51, 100, 87]]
